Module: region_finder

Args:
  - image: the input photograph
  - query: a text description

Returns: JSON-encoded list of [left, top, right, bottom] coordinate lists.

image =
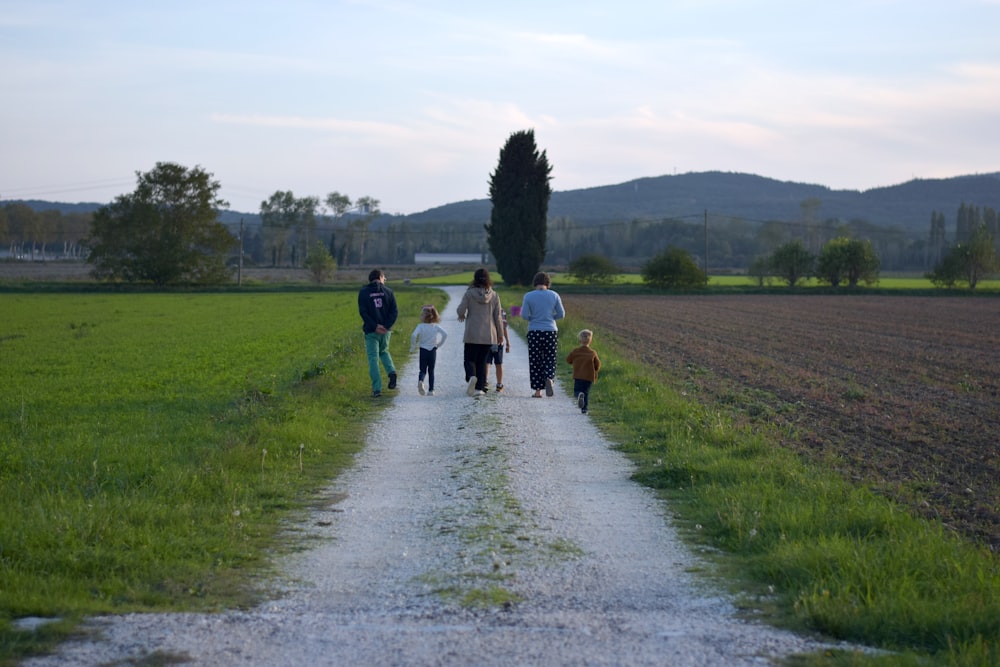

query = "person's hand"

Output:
[[375, 324, 388, 334]]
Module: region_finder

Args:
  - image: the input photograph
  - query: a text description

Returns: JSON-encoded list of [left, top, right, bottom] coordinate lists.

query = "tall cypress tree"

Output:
[[486, 129, 553, 286]]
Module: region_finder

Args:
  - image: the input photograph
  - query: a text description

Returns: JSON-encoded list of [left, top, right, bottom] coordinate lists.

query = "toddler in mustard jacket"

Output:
[[566, 329, 601, 413]]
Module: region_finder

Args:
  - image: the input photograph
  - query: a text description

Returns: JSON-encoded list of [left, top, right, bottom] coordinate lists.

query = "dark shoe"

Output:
[[545, 378, 554, 397], [388, 372, 397, 390], [495, 383, 504, 392], [577, 392, 586, 410], [372, 390, 381, 398]]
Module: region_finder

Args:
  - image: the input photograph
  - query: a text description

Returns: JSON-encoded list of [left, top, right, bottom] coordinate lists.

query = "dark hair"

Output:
[[471, 268, 492, 289], [532, 271, 551, 287], [368, 269, 384, 282]]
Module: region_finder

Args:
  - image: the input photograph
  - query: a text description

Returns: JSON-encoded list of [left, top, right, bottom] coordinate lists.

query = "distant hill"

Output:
[[406, 171, 1000, 234], [12, 171, 1000, 236]]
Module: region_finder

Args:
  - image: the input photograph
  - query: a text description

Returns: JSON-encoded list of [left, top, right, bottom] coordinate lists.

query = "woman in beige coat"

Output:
[[456, 268, 505, 396]]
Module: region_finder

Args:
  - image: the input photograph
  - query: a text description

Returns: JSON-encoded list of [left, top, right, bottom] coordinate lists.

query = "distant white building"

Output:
[[414, 252, 488, 265]]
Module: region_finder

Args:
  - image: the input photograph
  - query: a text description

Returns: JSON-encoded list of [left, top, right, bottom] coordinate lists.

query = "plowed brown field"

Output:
[[567, 294, 1000, 551]]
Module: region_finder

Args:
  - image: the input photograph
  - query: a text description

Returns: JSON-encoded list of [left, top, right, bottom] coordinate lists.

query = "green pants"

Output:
[[365, 331, 396, 391]]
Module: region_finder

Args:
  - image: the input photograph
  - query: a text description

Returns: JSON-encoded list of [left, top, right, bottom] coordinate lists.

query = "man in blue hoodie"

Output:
[[358, 269, 398, 397]]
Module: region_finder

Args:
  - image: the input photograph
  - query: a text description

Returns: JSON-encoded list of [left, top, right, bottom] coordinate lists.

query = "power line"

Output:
[[1, 178, 136, 199]]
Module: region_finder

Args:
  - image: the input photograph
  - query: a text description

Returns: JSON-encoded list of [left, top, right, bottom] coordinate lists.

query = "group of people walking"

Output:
[[358, 267, 600, 411]]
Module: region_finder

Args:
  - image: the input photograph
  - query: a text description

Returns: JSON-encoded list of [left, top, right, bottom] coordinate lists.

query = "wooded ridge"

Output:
[[15, 170, 1000, 234]]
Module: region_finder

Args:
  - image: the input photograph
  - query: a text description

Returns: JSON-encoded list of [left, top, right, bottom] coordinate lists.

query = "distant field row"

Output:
[[409, 271, 1000, 290]]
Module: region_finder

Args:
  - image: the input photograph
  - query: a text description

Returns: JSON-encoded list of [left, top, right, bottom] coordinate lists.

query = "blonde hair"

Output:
[[578, 329, 593, 344], [421, 305, 440, 323]]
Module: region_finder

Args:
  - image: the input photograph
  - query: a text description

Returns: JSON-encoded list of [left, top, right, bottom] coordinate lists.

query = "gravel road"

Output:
[[23, 286, 845, 666]]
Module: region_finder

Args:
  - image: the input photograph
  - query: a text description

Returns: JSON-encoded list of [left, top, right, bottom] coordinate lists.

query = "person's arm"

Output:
[[492, 301, 504, 345], [519, 295, 532, 321], [553, 294, 566, 320], [358, 290, 376, 332], [384, 290, 398, 330]]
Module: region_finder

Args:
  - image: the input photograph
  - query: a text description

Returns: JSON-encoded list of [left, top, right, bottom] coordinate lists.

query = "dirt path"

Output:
[[24, 287, 846, 666]]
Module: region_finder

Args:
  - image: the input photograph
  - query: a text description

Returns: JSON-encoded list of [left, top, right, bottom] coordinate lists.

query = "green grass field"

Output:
[[0, 287, 441, 662]]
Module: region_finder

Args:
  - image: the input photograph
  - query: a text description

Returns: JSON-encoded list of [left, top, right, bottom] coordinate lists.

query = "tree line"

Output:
[[3, 151, 997, 288], [0, 202, 90, 260]]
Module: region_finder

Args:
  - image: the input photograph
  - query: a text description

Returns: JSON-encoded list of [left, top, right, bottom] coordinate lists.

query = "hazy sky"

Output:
[[3, 0, 999, 215]]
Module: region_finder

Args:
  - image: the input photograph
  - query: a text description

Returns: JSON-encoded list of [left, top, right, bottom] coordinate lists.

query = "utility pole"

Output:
[[704, 209, 709, 275], [238, 218, 244, 287]]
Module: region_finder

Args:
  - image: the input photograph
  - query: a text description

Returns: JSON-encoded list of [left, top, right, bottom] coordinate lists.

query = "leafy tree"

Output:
[[4, 203, 37, 259], [304, 240, 337, 284], [748, 256, 773, 287], [768, 240, 815, 287], [641, 246, 707, 289], [567, 253, 620, 285], [87, 162, 233, 285], [260, 191, 318, 267], [324, 191, 352, 265], [963, 225, 999, 289], [928, 225, 998, 289], [352, 196, 381, 267], [925, 249, 965, 288], [956, 202, 979, 244], [324, 192, 351, 217], [486, 129, 553, 286], [816, 237, 880, 287], [928, 210, 946, 267]]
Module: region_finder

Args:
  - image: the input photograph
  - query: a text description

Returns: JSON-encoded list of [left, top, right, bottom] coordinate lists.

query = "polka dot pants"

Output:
[[527, 330, 558, 390]]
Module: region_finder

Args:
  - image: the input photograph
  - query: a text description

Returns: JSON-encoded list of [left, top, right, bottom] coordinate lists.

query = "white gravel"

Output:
[[23, 286, 848, 666]]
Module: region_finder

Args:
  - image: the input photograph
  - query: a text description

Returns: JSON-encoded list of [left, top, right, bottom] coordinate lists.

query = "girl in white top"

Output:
[[410, 305, 448, 395]]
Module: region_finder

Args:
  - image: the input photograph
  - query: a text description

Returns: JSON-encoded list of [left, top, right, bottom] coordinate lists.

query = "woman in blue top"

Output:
[[519, 271, 565, 397]]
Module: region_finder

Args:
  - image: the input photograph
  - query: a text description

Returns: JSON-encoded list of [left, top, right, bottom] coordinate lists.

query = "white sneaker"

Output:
[[418, 380, 426, 396], [427, 390, 434, 396], [466, 377, 478, 396]]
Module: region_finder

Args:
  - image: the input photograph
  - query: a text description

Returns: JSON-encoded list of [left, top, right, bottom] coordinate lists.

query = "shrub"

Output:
[[768, 240, 814, 287], [816, 237, 879, 287], [567, 253, 620, 285], [641, 246, 707, 289], [304, 241, 337, 284]]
